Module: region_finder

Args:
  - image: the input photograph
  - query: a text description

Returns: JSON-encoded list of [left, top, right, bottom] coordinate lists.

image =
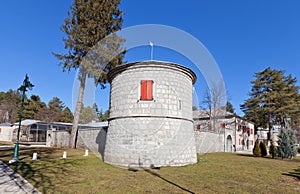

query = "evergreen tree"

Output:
[[35, 97, 68, 122], [22, 95, 46, 120], [277, 128, 297, 159], [226, 101, 235, 114], [241, 68, 300, 139], [62, 107, 74, 123], [79, 106, 97, 124], [53, 0, 124, 148], [48, 97, 65, 111], [259, 141, 267, 157], [253, 140, 261, 157], [97, 109, 103, 121], [192, 106, 198, 111], [48, 97, 65, 121], [102, 109, 110, 121]]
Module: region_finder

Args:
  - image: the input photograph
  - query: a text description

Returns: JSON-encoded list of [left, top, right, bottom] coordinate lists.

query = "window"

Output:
[[242, 126, 246, 133], [208, 123, 212, 130], [220, 123, 226, 128], [140, 80, 153, 101]]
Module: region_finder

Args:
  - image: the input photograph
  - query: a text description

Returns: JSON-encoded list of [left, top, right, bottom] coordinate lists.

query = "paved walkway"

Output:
[[0, 160, 41, 194]]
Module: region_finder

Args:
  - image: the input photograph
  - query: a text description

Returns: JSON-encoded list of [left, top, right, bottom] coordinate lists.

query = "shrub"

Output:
[[253, 140, 261, 157], [259, 141, 267, 157], [277, 128, 297, 159]]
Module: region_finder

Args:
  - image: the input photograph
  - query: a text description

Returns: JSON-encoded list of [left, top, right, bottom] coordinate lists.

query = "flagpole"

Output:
[[149, 41, 153, 60]]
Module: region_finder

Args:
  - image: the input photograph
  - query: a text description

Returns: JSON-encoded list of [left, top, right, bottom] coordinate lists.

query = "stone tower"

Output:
[[104, 61, 197, 167]]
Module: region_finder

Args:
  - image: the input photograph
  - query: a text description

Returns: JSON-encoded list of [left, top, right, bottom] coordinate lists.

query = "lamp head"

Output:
[[18, 74, 34, 91]]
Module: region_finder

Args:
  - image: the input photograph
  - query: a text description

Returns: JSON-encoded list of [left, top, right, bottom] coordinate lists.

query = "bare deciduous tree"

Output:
[[200, 80, 227, 132]]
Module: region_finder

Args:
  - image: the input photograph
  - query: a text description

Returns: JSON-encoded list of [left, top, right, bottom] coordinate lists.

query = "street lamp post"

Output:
[[9, 74, 34, 163]]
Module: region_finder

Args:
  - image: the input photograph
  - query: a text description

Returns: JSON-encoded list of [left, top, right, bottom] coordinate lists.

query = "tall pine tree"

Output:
[[241, 67, 300, 140], [53, 0, 124, 148]]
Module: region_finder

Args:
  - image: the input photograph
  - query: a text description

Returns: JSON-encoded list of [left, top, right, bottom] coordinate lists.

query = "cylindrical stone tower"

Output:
[[104, 61, 197, 167]]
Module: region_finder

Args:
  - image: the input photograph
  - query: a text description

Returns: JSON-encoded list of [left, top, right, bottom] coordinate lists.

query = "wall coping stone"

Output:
[[108, 60, 197, 84]]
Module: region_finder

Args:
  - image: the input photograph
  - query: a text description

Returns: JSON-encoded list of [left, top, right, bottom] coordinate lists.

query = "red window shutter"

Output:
[[242, 126, 246, 133], [146, 80, 153, 100], [221, 123, 225, 128], [141, 81, 147, 100], [140, 80, 153, 101]]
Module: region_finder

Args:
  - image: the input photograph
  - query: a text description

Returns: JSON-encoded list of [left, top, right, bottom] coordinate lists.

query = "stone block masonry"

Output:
[[105, 61, 197, 167]]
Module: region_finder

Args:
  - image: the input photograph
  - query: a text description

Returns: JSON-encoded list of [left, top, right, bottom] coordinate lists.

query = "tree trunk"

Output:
[[69, 71, 86, 149]]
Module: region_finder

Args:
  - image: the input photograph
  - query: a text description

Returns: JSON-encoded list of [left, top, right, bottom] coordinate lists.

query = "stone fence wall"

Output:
[[46, 128, 107, 159], [46, 127, 235, 159], [195, 131, 224, 153]]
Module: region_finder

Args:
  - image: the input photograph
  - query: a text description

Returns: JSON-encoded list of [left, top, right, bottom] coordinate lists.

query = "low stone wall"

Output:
[[47, 130, 70, 147], [195, 131, 224, 153], [77, 128, 107, 159], [0, 126, 13, 142], [46, 128, 107, 159], [46, 127, 237, 162]]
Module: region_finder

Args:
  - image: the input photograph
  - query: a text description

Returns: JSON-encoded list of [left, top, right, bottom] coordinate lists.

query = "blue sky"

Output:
[[0, 0, 299, 116]]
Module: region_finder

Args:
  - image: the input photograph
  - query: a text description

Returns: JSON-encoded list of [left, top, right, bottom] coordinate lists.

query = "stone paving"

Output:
[[0, 160, 41, 194]]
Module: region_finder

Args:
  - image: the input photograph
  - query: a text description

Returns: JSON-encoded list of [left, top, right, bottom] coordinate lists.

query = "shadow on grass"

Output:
[[235, 153, 300, 162], [236, 154, 275, 160], [0, 147, 83, 193], [282, 167, 300, 180], [236, 153, 275, 159], [143, 168, 195, 194], [236, 153, 255, 158], [127, 165, 195, 194]]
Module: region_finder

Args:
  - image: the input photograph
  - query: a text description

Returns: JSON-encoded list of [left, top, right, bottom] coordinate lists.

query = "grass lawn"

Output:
[[0, 144, 299, 193]]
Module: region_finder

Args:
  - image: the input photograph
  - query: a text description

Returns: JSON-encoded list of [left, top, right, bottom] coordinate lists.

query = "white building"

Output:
[[193, 110, 255, 153]]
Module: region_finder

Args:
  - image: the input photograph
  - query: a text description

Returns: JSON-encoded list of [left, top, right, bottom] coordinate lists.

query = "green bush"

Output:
[[259, 141, 267, 157], [253, 140, 261, 157], [277, 128, 297, 159]]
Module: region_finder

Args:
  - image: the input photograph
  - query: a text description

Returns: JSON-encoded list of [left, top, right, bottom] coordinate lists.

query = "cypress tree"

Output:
[[269, 137, 277, 158], [253, 140, 261, 157], [259, 141, 267, 157]]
